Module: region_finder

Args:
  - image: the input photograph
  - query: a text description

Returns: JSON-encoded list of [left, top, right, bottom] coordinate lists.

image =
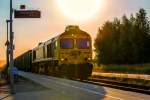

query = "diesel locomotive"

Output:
[[14, 25, 93, 79]]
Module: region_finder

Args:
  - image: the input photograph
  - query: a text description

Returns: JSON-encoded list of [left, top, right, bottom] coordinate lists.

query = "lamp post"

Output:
[[9, 0, 14, 94]]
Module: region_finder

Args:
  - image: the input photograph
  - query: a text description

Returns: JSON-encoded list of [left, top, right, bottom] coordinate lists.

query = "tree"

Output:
[[95, 8, 150, 65], [134, 8, 150, 63]]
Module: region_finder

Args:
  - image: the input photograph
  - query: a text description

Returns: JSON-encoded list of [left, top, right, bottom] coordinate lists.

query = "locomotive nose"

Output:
[[60, 50, 91, 64], [71, 51, 81, 56]]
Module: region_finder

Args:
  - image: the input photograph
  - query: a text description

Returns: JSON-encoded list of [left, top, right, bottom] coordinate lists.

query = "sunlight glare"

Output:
[[55, 0, 103, 22]]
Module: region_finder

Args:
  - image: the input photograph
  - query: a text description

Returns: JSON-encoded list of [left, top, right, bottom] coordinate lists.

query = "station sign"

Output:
[[14, 10, 41, 18]]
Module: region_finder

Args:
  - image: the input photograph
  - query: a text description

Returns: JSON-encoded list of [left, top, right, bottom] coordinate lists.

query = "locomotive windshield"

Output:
[[77, 38, 90, 49], [60, 38, 74, 49]]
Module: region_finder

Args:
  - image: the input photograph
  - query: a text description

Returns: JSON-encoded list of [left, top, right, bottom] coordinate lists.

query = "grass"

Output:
[[0, 78, 7, 86], [93, 64, 150, 74], [92, 64, 150, 86], [0, 67, 8, 86], [92, 75, 150, 87]]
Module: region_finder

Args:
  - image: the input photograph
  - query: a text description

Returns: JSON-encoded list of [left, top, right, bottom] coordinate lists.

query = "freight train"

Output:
[[14, 25, 93, 79]]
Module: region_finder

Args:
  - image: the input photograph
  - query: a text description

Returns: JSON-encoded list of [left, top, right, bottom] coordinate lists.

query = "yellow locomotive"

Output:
[[15, 25, 93, 79]]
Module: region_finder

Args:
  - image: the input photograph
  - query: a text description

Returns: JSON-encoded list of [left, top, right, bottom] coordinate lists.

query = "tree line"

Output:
[[95, 8, 150, 65]]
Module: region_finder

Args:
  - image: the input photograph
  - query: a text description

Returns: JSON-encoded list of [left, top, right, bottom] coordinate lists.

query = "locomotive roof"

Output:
[[33, 25, 90, 50]]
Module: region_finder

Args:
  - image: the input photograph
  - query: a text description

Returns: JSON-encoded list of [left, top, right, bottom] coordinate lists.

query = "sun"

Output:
[[55, 0, 103, 22]]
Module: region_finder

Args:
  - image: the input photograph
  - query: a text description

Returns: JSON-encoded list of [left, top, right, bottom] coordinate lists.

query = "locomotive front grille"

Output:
[[59, 50, 92, 64], [70, 51, 81, 56]]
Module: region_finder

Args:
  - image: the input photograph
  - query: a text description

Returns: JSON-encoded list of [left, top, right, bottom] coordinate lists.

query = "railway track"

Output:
[[76, 77, 150, 95]]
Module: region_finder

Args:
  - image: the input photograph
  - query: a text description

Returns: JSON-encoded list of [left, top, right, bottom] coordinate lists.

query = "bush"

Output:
[[94, 64, 150, 74]]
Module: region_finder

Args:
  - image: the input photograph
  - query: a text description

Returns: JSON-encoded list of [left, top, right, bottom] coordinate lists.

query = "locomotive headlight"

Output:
[[61, 58, 68, 61], [85, 57, 92, 61], [61, 58, 64, 61], [88, 57, 92, 61]]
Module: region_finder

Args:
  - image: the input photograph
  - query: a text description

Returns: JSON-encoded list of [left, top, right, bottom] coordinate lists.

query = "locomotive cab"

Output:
[[58, 26, 93, 79]]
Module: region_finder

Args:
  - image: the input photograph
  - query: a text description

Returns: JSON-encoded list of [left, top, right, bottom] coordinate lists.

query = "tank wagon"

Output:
[[14, 25, 93, 79]]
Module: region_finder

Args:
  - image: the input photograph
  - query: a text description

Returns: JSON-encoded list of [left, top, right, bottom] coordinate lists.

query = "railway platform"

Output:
[[1, 71, 150, 100], [0, 75, 48, 100]]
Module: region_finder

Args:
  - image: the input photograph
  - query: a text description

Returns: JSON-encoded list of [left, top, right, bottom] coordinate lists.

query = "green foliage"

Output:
[[95, 8, 150, 65], [95, 64, 150, 74]]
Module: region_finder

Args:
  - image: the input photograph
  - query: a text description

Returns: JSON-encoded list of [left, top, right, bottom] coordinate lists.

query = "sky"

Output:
[[0, 0, 150, 60]]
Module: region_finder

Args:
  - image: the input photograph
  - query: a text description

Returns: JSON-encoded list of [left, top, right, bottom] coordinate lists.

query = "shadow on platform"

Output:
[[1, 76, 107, 100]]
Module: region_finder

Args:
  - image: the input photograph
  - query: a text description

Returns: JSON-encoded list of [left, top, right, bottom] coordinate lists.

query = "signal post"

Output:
[[8, 0, 41, 94], [9, 0, 14, 94]]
